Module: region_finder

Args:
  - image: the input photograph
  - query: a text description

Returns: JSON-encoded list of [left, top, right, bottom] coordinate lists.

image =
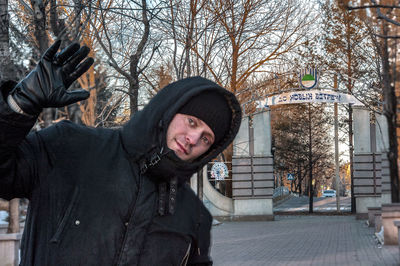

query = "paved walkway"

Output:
[[273, 196, 351, 213], [211, 215, 399, 266]]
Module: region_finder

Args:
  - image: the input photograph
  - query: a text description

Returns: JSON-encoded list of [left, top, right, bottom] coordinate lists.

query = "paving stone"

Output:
[[211, 215, 399, 266]]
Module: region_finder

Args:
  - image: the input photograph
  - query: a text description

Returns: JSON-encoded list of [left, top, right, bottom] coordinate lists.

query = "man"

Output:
[[0, 41, 241, 265]]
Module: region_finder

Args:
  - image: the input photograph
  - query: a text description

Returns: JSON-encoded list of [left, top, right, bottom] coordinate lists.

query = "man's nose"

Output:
[[186, 130, 202, 145]]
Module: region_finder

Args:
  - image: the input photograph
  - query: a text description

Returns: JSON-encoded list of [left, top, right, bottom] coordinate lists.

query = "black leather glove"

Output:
[[10, 40, 94, 115]]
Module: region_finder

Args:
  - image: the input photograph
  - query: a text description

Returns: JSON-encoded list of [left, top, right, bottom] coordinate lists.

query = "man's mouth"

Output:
[[176, 141, 188, 155]]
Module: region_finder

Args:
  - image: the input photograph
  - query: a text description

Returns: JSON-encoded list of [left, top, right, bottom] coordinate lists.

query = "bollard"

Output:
[[394, 220, 400, 246], [375, 212, 382, 233], [382, 203, 400, 245], [368, 207, 381, 227], [0, 233, 21, 266]]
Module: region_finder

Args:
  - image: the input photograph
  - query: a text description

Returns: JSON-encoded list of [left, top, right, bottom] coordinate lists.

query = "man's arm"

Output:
[[0, 81, 38, 199], [0, 41, 93, 200]]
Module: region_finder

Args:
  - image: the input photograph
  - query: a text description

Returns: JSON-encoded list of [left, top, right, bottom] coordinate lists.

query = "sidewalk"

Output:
[[211, 215, 399, 266]]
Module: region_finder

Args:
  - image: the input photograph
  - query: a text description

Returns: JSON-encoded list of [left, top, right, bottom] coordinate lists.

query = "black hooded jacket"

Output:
[[0, 77, 242, 265]]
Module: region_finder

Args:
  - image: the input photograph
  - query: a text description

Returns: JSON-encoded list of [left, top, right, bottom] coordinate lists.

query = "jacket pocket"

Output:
[[50, 187, 79, 243]]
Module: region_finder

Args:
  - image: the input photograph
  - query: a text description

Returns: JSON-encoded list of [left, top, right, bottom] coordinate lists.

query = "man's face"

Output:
[[166, 113, 215, 161]]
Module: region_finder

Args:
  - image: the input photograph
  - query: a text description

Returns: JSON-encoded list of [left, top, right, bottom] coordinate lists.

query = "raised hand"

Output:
[[10, 40, 94, 115]]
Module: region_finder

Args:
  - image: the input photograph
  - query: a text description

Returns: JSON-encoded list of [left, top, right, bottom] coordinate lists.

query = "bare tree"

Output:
[[347, 0, 400, 202], [272, 103, 334, 198], [88, 0, 157, 116], [158, 0, 208, 79], [196, 0, 313, 93], [158, 0, 315, 91], [9, 1, 121, 127], [155, 0, 315, 196], [318, 0, 382, 211]]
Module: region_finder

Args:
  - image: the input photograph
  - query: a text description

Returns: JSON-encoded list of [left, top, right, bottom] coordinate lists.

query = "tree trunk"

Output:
[[31, 0, 52, 127], [0, 0, 13, 81], [0, 199, 9, 211], [0, 0, 9, 57], [381, 21, 400, 203], [7, 198, 19, 233], [128, 0, 149, 116], [129, 77, 139, 116], [223, 143, 233, 198]]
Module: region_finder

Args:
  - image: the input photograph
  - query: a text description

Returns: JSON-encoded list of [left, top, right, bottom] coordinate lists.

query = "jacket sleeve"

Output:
[[0, 81, 40, 200], [188, 204, 213, 266]]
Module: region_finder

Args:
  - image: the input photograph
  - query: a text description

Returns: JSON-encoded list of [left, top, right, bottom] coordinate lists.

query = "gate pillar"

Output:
[[231, 110, 274, 220], [353, 106, 381, 219], [376, 114, 391, 204]]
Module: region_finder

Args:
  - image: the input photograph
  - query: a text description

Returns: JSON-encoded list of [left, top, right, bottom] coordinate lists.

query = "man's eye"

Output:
[[188, 118, 195, 126], [202, 136, 210, 145]]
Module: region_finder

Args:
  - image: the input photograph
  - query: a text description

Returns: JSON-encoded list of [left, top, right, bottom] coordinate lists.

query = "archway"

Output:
[[192, 87, 390, 220]]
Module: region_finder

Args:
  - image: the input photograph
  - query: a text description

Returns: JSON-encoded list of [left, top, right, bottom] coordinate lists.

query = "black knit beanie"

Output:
[[178, 91, 232, 145]]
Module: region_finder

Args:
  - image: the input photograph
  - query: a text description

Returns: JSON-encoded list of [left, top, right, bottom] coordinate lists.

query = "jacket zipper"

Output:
[[50, 187, 80, 243], [114, 165, 143, 266]]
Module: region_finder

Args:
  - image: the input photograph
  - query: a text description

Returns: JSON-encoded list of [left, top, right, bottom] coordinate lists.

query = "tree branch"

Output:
[[374, 33, 400, 39], [347, 5, 400, 10]]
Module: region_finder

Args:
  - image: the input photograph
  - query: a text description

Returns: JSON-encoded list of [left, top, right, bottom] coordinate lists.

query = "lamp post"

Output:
[[271, 145, 276, 189], [308, 103, 313, 213]]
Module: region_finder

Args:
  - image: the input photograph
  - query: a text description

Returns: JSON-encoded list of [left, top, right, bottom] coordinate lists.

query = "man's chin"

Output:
[[173, 150, 193, 162], [177, 154, 189, 161]]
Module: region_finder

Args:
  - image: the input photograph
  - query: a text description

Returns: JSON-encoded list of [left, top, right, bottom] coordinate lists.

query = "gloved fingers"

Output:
[[55, 43, 80, 65], [63, 46, 91, 75], [43, 40, 62, 61], [64, 57, 94, 87], [60, 90, 90, 106]]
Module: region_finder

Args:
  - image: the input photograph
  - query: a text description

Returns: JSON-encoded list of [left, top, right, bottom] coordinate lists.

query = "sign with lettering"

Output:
[[258, 90, 363, 107]]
